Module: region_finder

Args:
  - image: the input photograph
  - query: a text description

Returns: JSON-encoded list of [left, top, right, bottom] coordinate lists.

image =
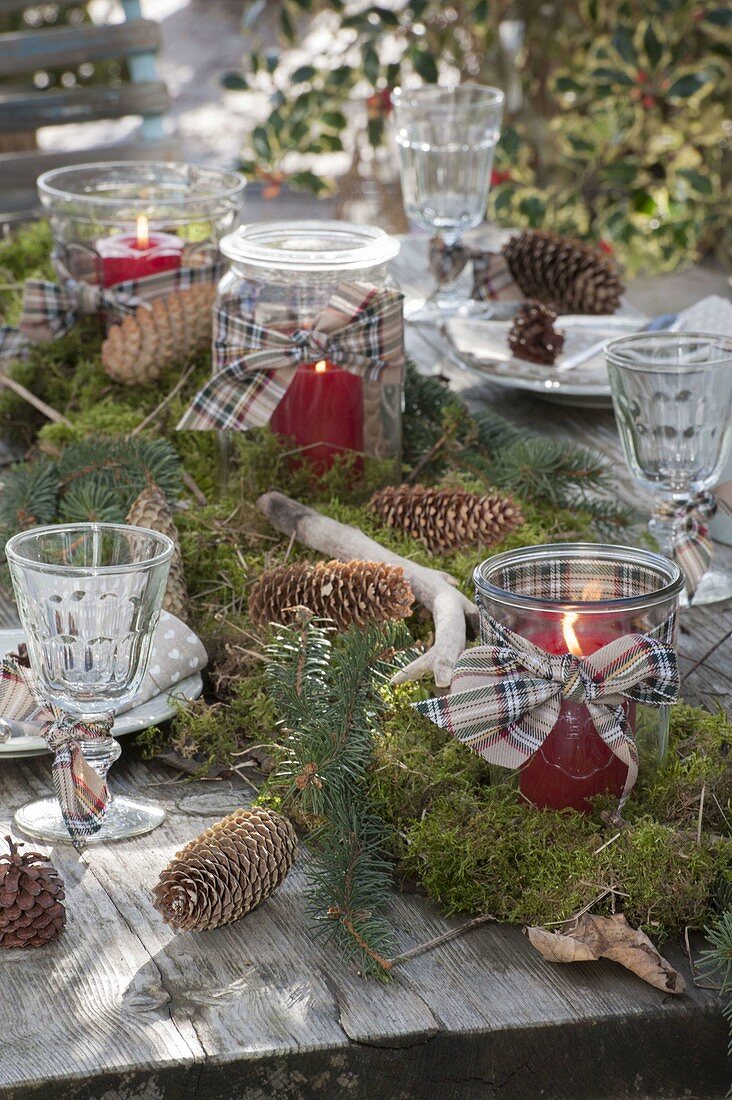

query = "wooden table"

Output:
[[0, 238, 730, 1100]]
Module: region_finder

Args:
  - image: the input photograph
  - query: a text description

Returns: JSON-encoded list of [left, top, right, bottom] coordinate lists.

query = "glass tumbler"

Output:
[[5, 523, 173, 844], [392, 82, 504, 321], [606, 332, 732, 606], [474, 543, 683, 812]]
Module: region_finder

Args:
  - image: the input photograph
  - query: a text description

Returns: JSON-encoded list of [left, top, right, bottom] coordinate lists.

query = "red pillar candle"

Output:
[[518, 612, 632, 813], [270, 358, 364, 472], [96, 215, 184, 287]]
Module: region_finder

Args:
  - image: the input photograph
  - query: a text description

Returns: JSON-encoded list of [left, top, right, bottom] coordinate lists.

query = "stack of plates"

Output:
[[0, 629, 203, 760]]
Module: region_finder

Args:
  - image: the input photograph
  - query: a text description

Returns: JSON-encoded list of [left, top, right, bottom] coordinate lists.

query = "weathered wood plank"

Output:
[[0, 137, 181, 191], [0, 759, 203, 1098], [0, 20, 161, 78], [0, 81, 169, 133], [0, 756, 726, 1100]]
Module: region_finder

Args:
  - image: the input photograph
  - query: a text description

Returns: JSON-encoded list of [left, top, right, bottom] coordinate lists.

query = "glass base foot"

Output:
[[404, 296, 494, 324], [680, 568, 732, 608], [14, 795, 165, 844]]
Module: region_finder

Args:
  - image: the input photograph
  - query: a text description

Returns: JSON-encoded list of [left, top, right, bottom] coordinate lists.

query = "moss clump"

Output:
[[372, 692, 732, 938]]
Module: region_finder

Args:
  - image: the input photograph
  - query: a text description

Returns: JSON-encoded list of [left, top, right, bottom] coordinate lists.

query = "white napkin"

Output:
[[670, 295, 732, 336]]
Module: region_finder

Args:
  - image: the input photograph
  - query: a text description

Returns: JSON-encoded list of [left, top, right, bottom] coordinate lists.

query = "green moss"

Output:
[[371, 692, 732, 938]]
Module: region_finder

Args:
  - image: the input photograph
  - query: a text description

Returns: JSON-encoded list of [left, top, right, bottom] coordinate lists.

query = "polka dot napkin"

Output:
[[117, 611, 208, 714]]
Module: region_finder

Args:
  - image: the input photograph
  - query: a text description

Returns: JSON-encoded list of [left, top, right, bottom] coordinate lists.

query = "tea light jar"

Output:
[[209, 220, 403, 472], [37, 161, 245, 290], [473, 543, 683, 812]]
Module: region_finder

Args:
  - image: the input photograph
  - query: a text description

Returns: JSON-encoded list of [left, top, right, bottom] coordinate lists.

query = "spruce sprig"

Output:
[[265, 614, 409, 975], [403, 363, 633, 533]]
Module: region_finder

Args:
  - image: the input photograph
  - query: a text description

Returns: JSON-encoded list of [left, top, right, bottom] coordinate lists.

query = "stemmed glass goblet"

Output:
[[606, 332, 732, 606], [5, 523, 173, 843], [392, 82, 504, 322]]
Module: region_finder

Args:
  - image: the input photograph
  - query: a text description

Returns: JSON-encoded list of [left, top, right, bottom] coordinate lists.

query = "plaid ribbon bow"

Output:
[[0, 658, 114, 848], [414, 617, 680, 804], [659, 484, 732, 600], [429, 238, 518, 303], [19, 258, 226, 345], [177, 281, 405, 432]]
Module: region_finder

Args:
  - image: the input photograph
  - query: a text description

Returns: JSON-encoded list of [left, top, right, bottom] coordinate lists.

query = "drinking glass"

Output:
[[5, 523, 173, 843], [606, 332, 732, 606], [392, 82, 504, 321]]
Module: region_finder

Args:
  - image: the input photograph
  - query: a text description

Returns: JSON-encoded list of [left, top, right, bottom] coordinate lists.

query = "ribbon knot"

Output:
[[178, 281, 405, 432], [0, 657, 115, 848], [657, 489, 731, 600], [414, 617, 680, 806], [559, 654, 587, 702]]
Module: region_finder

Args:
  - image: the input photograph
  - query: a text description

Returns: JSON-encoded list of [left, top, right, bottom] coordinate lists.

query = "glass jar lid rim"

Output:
[[220, 220, 401, 270], [606, 330, 732, 370], [6, 522, 174, 575], [37, 162, 246, 206], [474, 542, 684, 612]]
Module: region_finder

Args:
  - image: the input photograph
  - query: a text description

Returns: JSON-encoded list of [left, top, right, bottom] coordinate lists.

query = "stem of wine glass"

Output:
[[79, 719, 120, 804], [648, 497, 680, 559], [431, 231, 467, 312]]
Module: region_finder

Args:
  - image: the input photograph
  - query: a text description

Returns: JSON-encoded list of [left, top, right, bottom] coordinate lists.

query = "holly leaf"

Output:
[[676, 168, 714, 197], [221, 71, 249, 91], [252, 126, 272, 160], [363, 44, 380, 86], [413, 49, 438, 83], [291, 64, 317, 84], [642, 22, 663, 68], [322, 110, 347, 130], [590, 66, 635, 86], [667, 70, 713, 99]]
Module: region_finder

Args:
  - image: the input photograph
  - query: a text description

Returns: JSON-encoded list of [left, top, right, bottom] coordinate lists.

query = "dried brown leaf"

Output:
[[525, 912, 686, 994]]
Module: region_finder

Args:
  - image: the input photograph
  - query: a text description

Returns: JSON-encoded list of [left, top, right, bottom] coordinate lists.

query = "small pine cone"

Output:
[[370, 485, 524, 555], [248, 560, 414, 631], [102, 283, 217, 385], [502, 230, 624, 315], [508, 300, 565, 365], [152, 808, 297, 932], [126, 485, 188, 619], [0, 836, 65, 948]]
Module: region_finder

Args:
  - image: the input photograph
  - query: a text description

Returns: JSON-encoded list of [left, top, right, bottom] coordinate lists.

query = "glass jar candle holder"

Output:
[[215, 220, 403, 473], [474, 543, 683, 812], [38, 161, 245, 288]]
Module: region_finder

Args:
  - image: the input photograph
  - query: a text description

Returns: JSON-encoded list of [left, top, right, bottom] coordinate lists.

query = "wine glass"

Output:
[[392, 82, 504, 322], [5, 523, 173, 843], [606, 332, 732, 606]]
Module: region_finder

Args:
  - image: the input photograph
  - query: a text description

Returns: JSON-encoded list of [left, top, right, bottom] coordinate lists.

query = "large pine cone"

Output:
[[248, 559, 414, 631], [153, 808, 297, 932], [0, 836, 65, 948], [508, 300, 565, 365], [370, 484, 524, 555], [126, 485, 188, 620], [102, 282, 217, 385], [502, 230, 623, 315]]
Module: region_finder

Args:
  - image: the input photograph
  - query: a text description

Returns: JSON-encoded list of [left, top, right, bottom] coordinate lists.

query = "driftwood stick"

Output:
[[0, 372, 72, 426], [256, 490, 478, 687]]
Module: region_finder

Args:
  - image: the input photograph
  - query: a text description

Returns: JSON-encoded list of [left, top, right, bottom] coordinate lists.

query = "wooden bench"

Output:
[[0, 0, 179, 220]]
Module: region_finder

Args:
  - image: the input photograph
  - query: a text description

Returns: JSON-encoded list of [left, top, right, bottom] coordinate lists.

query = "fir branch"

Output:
[[264, 617, 407, 975], [0, 462, 58, 531]]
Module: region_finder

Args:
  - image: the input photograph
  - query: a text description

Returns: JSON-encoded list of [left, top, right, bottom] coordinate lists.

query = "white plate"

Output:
[[446, 313, 646, 408], [0, 629, 203, 759]]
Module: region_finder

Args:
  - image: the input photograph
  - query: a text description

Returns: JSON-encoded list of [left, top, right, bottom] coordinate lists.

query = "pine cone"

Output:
[[370, 485, 524, 555], [248, 560, 414, 631], [0, 836, 65, 948], [502, 230, 624, 315], [102, 282, 217, 385], [152, 808, 297, 932], [126, 486, 188, 620], [508, 300, 565, 365]]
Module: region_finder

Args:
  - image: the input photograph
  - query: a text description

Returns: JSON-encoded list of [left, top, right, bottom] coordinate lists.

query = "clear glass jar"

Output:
[[38, 162, 245, 285], [474, 543, 684, 812], [216, 220, 403, 472]]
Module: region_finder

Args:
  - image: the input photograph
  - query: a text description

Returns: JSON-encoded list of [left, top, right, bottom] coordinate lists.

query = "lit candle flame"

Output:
[[314, 359, 328, 374], [136, 214, 150, 251], [562, 612, 583, 657]]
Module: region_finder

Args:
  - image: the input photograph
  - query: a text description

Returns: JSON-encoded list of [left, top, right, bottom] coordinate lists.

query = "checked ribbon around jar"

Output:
[[414, 616, 680, 806], [177, 281, 405, 432]]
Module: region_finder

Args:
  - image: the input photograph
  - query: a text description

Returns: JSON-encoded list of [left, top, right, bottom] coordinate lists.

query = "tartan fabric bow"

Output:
[[661, 484, 732, 600], [414, 617, 680, 804], [428, 238, 519, 303], [20, 258, 225, 345], [0, 657, 114, 848], [177, 281, 405, 432]]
